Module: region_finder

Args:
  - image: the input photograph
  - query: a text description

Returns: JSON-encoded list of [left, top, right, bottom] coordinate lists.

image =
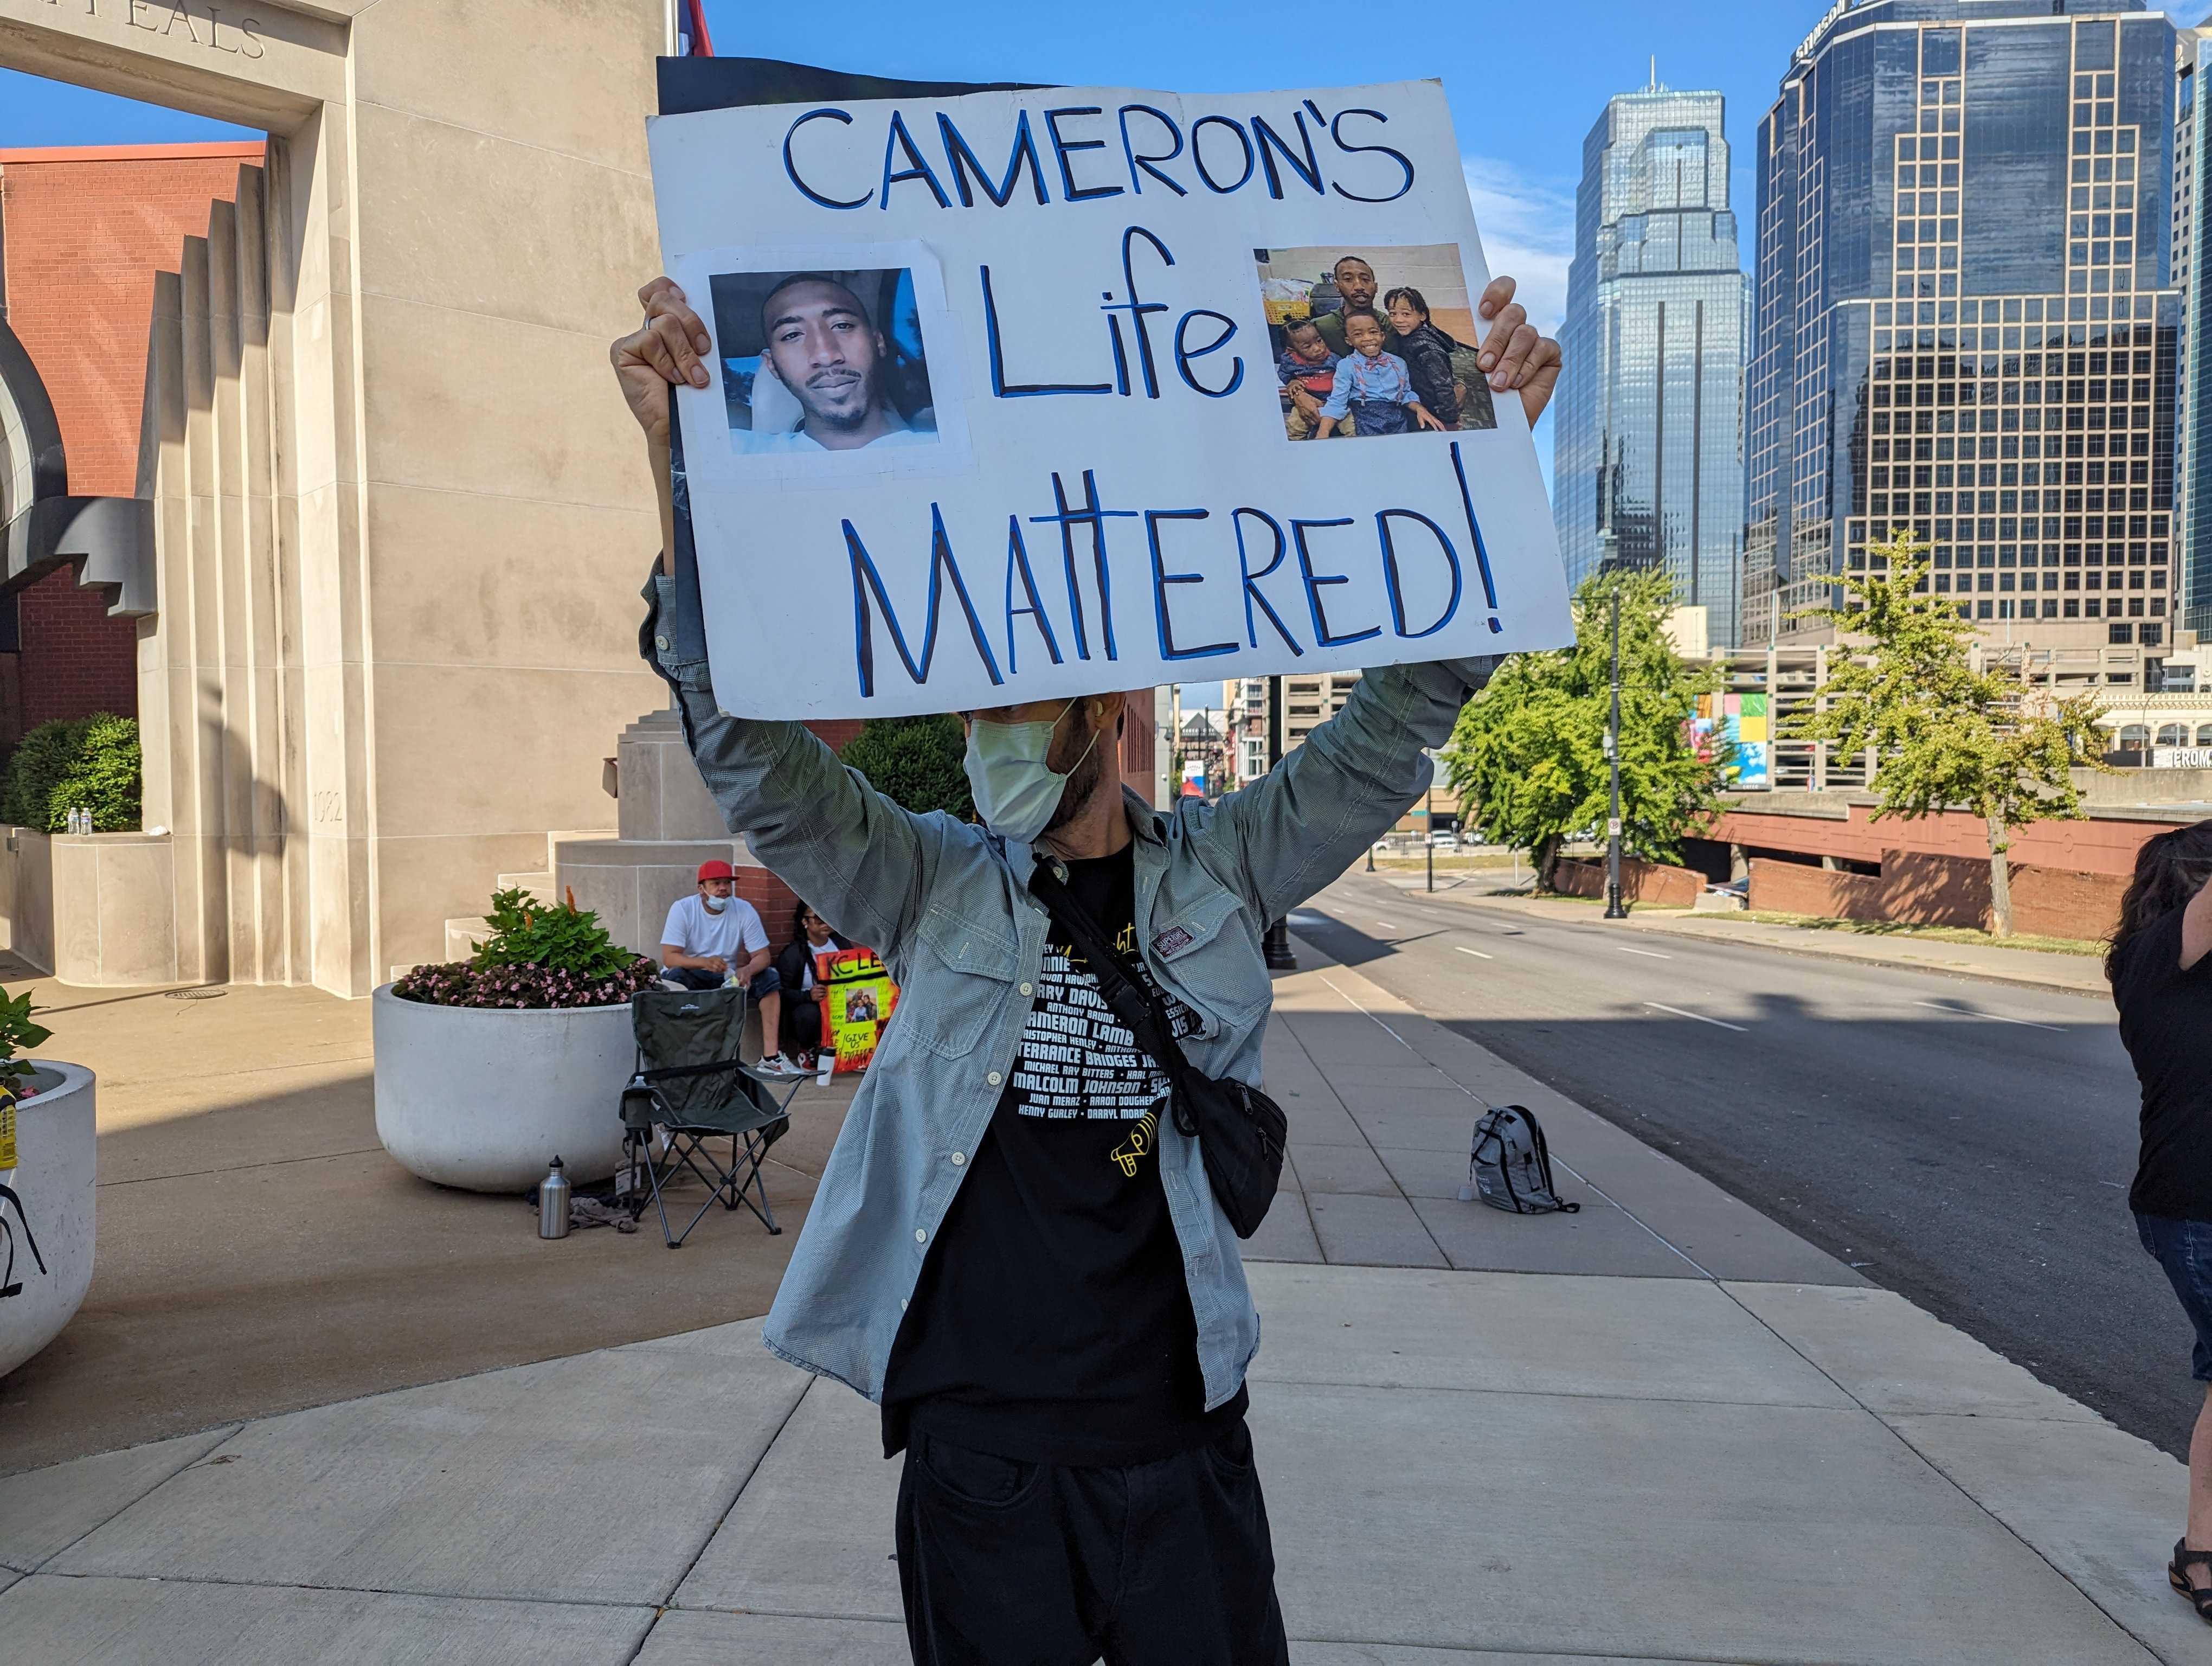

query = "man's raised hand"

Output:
[[612, 277, 713, 447], [1474, 275, 1562, 427]]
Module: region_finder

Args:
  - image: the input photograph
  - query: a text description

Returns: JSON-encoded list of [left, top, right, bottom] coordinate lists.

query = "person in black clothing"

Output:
[[610, 263, 1562, 1666], [1382, 286, 1461, 430], [2108, 819, 2212, 1625], [774, 901, 849, 1069]]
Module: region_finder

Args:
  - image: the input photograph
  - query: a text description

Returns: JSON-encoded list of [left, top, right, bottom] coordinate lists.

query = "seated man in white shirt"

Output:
[[659, 860, 803, 1076]]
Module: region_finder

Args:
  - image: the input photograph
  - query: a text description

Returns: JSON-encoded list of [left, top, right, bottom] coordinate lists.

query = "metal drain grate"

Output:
[[164, 986, 227, 1001]]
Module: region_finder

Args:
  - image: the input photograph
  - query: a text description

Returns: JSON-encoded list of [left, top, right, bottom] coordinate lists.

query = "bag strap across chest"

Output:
[[1026, 858, 1201, 1132]]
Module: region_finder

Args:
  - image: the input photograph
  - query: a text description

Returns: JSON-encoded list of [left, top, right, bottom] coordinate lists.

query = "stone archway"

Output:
[[0, 0, 671, 994]]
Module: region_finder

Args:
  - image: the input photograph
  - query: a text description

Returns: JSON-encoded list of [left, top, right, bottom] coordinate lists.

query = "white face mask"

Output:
[[702, 893, 728, 914], [963, 701, 1098, 844]]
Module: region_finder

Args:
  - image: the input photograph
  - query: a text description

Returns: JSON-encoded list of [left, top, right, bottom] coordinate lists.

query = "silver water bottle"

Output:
[[538, 1156, 570, 1239]]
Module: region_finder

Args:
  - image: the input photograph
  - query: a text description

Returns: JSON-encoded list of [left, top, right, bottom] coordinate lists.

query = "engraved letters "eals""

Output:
[[42, 0, 268, 61]]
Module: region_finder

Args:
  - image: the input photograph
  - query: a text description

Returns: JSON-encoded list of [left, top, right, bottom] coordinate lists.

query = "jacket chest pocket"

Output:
[[898, 906, 1020, 1059], [1149, 886, 1270, 1034]]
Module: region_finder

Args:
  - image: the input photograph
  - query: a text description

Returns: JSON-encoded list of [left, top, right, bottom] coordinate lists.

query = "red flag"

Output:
[[682, 0, 713, 55]]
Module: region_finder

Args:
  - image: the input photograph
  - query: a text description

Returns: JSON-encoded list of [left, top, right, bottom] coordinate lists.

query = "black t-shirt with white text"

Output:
[[2114, 904, 2212, 1221], [882, 844, 1248, 1465]]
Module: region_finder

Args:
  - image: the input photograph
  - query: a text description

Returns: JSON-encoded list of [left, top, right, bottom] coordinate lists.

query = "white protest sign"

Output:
[[649, 80, 1571, 719]]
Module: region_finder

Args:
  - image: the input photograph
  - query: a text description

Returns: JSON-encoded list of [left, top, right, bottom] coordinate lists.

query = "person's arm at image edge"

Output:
[[616, 278, 936, 960], [2182, 873, 2212, 971], [1206, 277, 1560, 926]]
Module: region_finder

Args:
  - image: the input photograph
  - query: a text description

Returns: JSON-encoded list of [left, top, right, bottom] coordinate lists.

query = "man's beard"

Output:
[[800, 370, 875, 431], [1041, 728, 1111, 836]]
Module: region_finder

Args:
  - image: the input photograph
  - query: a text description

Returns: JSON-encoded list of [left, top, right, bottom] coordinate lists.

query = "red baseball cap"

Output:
[[696, 860, 736, 882]]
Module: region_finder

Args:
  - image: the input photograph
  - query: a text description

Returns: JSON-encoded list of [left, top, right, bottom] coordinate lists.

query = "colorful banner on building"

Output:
[[817, 945, 901, 1072], [648, 79, 1572, 719], [1690, 691, 1769, 791]]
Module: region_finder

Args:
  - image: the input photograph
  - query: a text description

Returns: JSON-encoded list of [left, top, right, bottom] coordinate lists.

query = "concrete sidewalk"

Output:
[[0, 949, 2196, 1663], [1385, 879, 2114, 997]]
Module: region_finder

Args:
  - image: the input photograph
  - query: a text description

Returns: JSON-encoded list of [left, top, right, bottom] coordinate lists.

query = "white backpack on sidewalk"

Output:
[[1460, 1105, 1581, 1216]]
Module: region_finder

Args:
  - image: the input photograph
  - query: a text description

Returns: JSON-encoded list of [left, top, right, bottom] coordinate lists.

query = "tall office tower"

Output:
[[1744, 1, 2179, 671], [2177, 26, 2212, 638], [1555, 86, 1750, 648]]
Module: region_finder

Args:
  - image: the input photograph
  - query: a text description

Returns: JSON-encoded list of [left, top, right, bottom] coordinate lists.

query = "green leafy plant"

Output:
[[2, 713, 142, 832], [393, 887, 660, 1008], [1781, 531, 2108, 938], [1442, 568, 1728, 889], [839, 713, 974, 819], [0, 987, 52, 1090], [473, 887, 638, 980], [50, 714, 142, 832]]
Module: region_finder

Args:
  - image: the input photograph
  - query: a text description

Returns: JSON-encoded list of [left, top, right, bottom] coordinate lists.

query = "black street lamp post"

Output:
[[1425, 782, 1435, 894], [1263, 672, 1297, 970]]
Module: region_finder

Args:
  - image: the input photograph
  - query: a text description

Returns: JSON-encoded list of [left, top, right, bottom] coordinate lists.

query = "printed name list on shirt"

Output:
[[648, 79, 1572, 720]]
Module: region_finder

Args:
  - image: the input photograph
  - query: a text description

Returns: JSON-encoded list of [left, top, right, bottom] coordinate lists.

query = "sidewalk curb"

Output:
[[1616, 914, 2110, 1001], [1390, 882, 2111, 1002]]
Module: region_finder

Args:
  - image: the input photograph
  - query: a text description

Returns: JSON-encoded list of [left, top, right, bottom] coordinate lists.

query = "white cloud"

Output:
[[1460, 157, 1577, 336]]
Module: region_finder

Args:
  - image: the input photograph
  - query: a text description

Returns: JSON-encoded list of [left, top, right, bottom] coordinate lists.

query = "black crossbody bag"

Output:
[[1027, 859, 1287, 1239]]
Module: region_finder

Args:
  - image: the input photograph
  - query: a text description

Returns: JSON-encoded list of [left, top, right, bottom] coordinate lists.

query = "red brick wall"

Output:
[[1706, 800, 2178, 878], [0, 142, 265, 740], [1553, 857, 1706, 908], [1747, 860, 1888, 921], [18, 567, 138, 728], [2015, 864, 2126, 942], [1747, 851, 2125, 940]]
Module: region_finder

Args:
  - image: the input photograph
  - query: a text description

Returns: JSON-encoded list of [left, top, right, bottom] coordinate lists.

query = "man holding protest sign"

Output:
[[614, 242, 1558, 1662]]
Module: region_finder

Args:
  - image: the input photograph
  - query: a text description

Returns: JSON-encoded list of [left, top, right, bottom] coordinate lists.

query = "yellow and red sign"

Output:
[[816, 946, 899, 1073]]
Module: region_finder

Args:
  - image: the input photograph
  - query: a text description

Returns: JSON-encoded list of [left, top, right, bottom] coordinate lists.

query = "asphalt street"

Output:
[[1293, 868, 2203, 1459]]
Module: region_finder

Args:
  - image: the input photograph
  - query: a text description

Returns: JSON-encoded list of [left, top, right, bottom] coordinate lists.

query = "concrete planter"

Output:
[[372, 986, 635, 1192], [0, 1063, 95, 1379]]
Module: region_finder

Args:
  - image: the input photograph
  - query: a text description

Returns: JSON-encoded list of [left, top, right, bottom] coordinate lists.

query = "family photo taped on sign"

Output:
[[647, 79, 1571, 720]]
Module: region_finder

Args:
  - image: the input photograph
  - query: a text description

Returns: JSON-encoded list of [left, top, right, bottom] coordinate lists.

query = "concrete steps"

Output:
[[443, 917, 491, 961], [439, 832, 615, 965], [494, 870, 559, 907]]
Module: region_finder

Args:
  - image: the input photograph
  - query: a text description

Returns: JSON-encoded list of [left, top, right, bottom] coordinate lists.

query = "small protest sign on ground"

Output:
[[818, 946, 899, 1072], [650, 79, 1571, 719]]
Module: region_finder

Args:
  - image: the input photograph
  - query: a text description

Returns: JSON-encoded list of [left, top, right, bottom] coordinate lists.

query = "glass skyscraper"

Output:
[[1744, 0, 2179, 664], [1555, 88, 1750, 648], [2176, 26, 2212, 639]]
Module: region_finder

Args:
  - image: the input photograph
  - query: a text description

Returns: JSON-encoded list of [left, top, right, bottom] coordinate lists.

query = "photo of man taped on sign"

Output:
[[709, 267, 940, 456]]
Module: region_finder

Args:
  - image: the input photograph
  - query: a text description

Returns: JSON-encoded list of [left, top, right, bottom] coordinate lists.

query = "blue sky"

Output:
[[4, 0, 2209, 335]]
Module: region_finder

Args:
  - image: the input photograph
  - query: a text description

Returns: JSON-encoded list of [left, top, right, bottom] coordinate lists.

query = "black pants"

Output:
[[895, 1422, 1289, 1665], [783, 991, 823, 1058]]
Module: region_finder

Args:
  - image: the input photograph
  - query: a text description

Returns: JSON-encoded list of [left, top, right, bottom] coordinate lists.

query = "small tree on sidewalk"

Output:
[[1781, 533, 2107, 938], [1442, 568, 1727, 890]]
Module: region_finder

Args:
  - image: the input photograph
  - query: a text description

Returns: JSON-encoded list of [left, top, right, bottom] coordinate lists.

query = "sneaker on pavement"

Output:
[[759, 1054, 803, 1078]]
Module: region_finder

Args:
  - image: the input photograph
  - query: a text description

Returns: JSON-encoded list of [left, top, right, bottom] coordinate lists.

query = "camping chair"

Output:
[[619, 986, 811, 1248]]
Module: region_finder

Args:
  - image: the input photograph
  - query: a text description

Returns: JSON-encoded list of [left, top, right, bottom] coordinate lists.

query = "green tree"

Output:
[[3, 713, 141, 831], [1442, 568, 1727, 890], [838, 714, 974, 819], [1780, 533, 2106, 938]]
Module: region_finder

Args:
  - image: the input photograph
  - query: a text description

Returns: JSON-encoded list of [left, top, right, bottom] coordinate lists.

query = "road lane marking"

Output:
[[1374, 919, 1399, 931], [1455, 946, 1494, 960], [1645, 1002, 1747, 1033], [1617, 946, 1673, 959], [1913, 1000, 2064, 1034]]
